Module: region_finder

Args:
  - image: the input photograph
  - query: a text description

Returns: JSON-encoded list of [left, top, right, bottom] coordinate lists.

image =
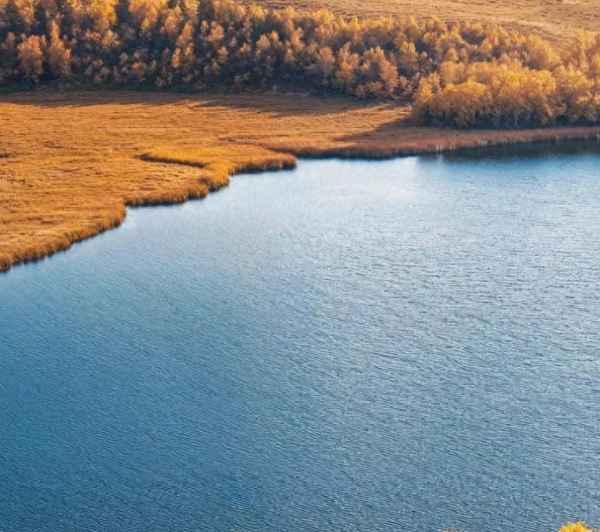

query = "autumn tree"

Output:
[[17, 35, 45, 82], [46, 20, 71, 78]]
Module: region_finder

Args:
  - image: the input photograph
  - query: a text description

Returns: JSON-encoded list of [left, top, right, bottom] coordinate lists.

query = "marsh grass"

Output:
[[140, 144, 297, 191], [1, 90, 600, 273]]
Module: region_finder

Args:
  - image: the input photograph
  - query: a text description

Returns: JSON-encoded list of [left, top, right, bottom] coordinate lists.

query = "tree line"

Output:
[[1, 0, 600, 128]]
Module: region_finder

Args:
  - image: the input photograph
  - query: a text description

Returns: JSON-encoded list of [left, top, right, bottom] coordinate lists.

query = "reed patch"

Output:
[[1, 90, 600, 273]]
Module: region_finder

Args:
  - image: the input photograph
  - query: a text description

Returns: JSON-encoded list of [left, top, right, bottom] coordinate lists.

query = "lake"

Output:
[[1, 145, 600, 531]]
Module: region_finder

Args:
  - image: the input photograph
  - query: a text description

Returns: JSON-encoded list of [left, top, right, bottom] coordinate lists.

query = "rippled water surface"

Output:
[[2, 145, 600, 531]]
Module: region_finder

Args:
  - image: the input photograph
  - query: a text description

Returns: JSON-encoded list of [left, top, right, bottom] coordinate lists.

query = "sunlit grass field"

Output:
[[2, 90, 600, 273], [249, 0, 599, 44]]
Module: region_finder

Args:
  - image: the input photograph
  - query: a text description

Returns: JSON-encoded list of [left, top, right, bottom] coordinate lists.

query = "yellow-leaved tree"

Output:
[[560, 522, 592, 532]]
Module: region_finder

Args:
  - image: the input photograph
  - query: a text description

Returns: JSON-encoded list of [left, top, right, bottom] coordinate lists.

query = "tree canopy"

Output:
[[1, 0, 600, 128]]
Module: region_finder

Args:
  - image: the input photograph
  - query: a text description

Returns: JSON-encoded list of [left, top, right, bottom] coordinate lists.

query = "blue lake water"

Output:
[[2, 145, 600, 531]]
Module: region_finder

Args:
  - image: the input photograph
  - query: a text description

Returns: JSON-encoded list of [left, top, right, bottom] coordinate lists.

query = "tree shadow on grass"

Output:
[[0, 87, 394, 118]]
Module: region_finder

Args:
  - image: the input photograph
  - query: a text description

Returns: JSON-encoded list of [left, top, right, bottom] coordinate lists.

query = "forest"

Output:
[[1, 0, 600, 128]]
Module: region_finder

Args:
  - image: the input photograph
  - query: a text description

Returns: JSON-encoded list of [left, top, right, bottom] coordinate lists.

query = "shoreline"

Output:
[[2, 90, 600, 274], [290, 129, 600, 160]]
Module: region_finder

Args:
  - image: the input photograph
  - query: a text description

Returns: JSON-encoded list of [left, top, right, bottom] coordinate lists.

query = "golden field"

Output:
[[250, 0, 599, 44], [1, 90, 600, 273]]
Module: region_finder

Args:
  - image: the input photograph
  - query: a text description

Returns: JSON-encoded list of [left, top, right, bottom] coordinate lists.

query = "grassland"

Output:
[[250, 0, 599, 44], [1, 90, 600, 273]]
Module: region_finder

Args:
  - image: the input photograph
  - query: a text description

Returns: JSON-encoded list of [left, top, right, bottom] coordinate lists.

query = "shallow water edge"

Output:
[[3, 128, 600, 275]]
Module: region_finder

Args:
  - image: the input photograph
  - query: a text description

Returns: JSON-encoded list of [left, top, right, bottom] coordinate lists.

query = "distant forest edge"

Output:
[[1, 0, 600, 128]]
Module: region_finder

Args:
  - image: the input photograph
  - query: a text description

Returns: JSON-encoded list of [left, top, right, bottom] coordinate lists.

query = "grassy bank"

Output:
[[1, 89, 600, 273]]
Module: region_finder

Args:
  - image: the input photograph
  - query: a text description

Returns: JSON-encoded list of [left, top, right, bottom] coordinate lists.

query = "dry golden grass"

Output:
[[1, 89, 600, 272], [250, 0, 600, 44], [140, 144, 297, 192]]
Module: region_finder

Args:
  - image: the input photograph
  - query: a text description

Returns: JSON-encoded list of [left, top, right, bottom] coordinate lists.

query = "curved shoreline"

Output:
[[2, 90, 600, 274]]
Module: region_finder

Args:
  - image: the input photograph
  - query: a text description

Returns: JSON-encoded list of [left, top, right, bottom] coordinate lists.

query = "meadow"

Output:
[[247, 0, 599, 44], [2, 90, 600, 273]]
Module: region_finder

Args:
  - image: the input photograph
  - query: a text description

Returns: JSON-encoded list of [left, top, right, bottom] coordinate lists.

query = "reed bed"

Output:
[[140, 144, 297, 190], [1, 89, 600, 273]]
